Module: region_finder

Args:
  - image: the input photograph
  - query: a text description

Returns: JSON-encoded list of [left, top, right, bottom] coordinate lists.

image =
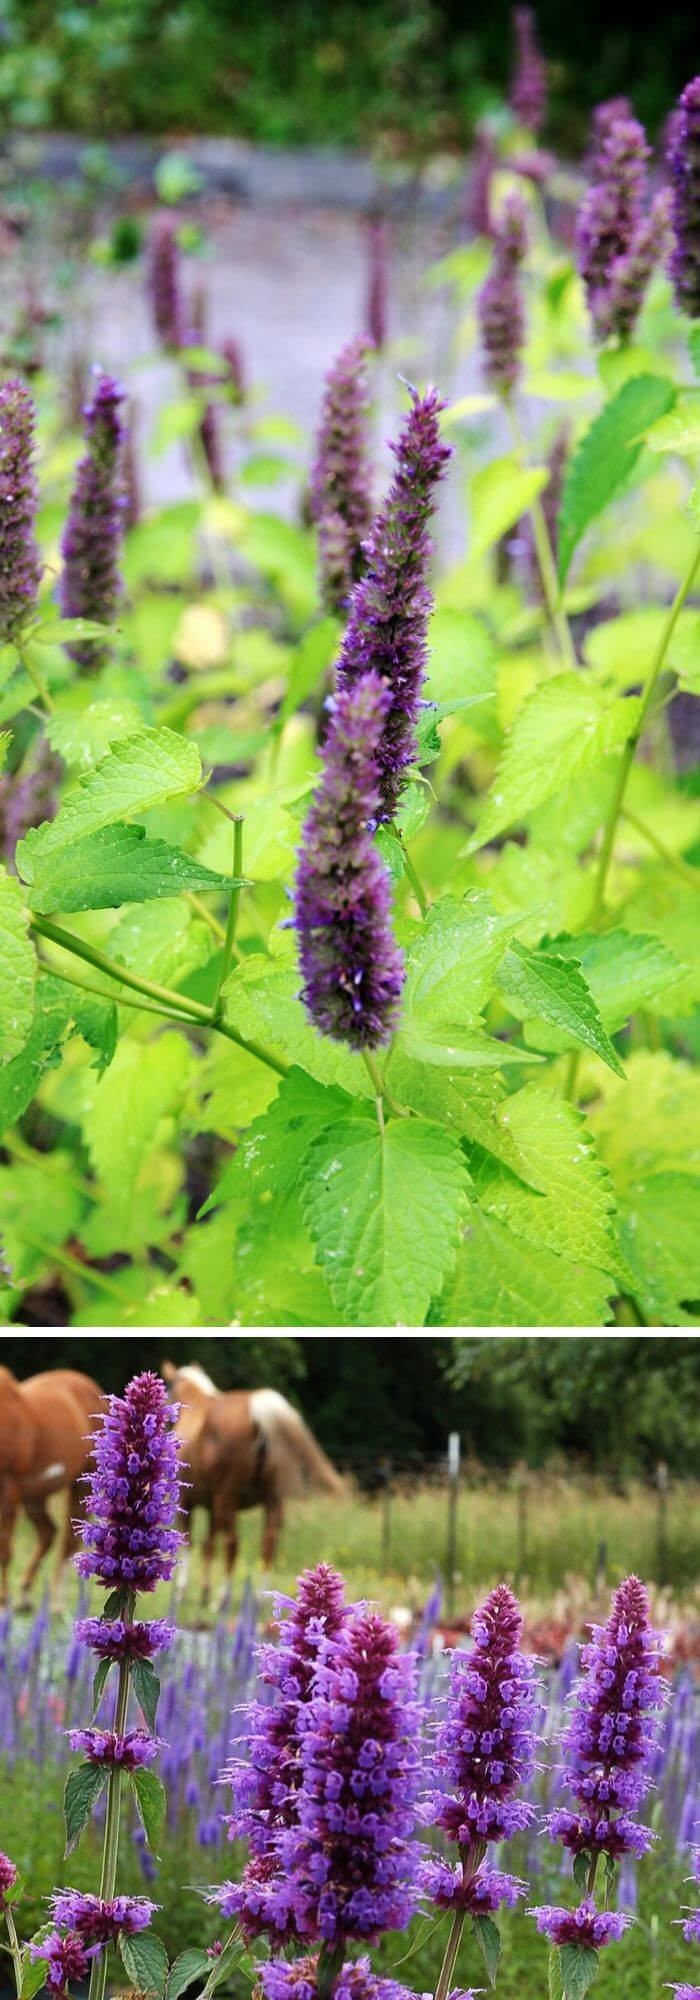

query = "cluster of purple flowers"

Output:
[[149, 216, 183, 350], [531, 1576, 667, 1957], [59, 371, 127, 670], [310, 339, 373, 615], [671, 1845, 700, 1998], [478, 198, 527, 398], [0, 378, 41, 639], [0, 1852, 18, 1904], [423, 1585, 536, 1921], [576, 109, 668, 342], [667, 78, 700, 319], [510, 7, 547, 134]]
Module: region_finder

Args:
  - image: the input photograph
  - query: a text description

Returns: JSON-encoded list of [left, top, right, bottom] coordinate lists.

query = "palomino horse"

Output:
[[0, 1366, 103, 1604], [162, 1361, 344, 1601]]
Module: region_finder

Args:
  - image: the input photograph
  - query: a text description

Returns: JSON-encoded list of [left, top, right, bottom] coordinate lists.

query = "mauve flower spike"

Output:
[[478, 198, 527, 397], [311, 339, 373, 615], [59, 371, 126, 671], [667, 78, 700, 319], [0, 378, 41, 640]]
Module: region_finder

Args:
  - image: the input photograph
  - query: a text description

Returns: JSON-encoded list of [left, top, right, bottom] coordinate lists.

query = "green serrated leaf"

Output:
[[433, 1210, 615, 1327], [131, 1766, 167, 1854], [132, 1658, 161, 1733], [279, 616, 339, 725], [19, 819, 235, 914], [119, 1930, 169, 1999], [542, 928, 687, 1034], [470, 454, 549, 559], [201, 1067, 357, 1215], [467, 676, 640, 852], [166, 1949, 212, 2000], [301, 1112, 470, 1326], [560, 1942, 599, 2000], [497, 941, 625, 1076], [0, 866, 35, 1064], [92, 1657, 112, 1713], [81, 1034, 191, 1255], [618, 1170, 700, 1323], [20, 1953, 50, 2000], [19, 727, 202, 869], [473, 1911, 501, 1986], [63, 1761, 109, 1854], [34, 617, 114, 644], [470, 1083, 625, 1280], [573, 1851, 592, 1894], [549, 1947, 564, 2000], [557, 373, 676, 580]]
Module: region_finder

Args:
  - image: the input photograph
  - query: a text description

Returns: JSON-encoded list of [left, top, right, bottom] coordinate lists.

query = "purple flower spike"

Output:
[[366, 215, 390, 352], [277, 1606, 422, 1945], [531, 1901, 630, 1947], [478, 198, 527, 398], [311, 339, 373, 615], [510, 8, 547, 134], [260, 1958, 414, 2000], [74, 1617, 176, 1661], [60, 371, 126, 672], [74, 1370, 182, 1594], [669, 1989, 700, 1999], [600, 190, 670, 342], [294, 672, 405, 1049], [0, 379, 41, 640], [30, 1933, 98, 1998], [543, 1574, 666, 1865], [667, 78, 700, 319], [576, 112, 664, 340], [427, 1583, 537, 1849], [466, 127, 495, 238], [48, 1892, 158, 1942], [336, 385, 451, 821], [67, 1728, 162, 1768], [0, 1853, 17, 1905], [149, 216, 183, 350]]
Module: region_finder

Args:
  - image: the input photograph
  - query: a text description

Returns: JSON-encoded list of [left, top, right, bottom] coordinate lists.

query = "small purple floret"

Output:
[[48, 1892, 158, 1942], [0, 1852, 17, 1906], [74, 1617, 176, 1660], [478, 198, 527, 397], [67, 1728, 162, 1768], [531, 1900, 629, 1947]]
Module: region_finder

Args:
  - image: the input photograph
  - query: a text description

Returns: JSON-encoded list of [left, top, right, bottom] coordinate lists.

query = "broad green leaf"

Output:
[[620, 873, 700, 1016], [166, 1951, 212, 2000], [0, 1152, 87, 1288], [132, 1766, 167, 1853], [559, 1943, 599, 2000], [545, 928, 687, 1032], [497, 940, 625, 1076], [645, 396, 700, 456], [473, 1912, 501, 1986], [92, 1658, 111, 1714], [573, 1852, 593, 1894], [63, 1762, 109, 1854], [619, 1171, 700, 1323], [583, 606, 700, 694], [34, 617, 114, 645], [45, 695, 145, 771], [398, 1022, 540, 1070], [0, 979, 73, 1137], [557, 374, 676, 581], [132, 1658, 161, 1732], [690, 326, 700, 378], [425, 609, 498, 741], [432, 1211, 615, 1327], [467, 676, 639, 851], [223, 958, 369, 1095], [471, 1084, 624, 1278], [549, 1949, 564, 2000], [389, 1055, 547, 1187], [118, 1931, 169, 2000], [0, 867, 35, 1063], [81, 1034, 191, 1252], [152, 392, 204, 453], [20, 820, 234, 914], [591, 1052, 700, 1194], [415, 693, 492, 763], [301, 1113, 469, 1326], [469, 454, 549, 560], [279, 616, 339, 724], [20, 1955, 48, 2000], [108, 899, 213, 992], [401, 893, 523, 1024], [202, 1067, 356, 1213], [19, 727, 202, 867]]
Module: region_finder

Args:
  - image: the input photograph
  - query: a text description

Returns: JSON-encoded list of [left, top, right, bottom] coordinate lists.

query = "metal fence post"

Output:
[[446, 1432, 460, 1616]]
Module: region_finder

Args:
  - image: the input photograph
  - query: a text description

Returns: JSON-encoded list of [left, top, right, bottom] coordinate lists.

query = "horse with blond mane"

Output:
[[0, 1365, 103, 1604], [162, 1361, 344, 1599]]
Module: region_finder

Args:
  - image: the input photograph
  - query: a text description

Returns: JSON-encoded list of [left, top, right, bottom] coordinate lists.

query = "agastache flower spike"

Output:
[[67, 1728, 162, 1767], [148, 215, 183, 350], [510, 8, 547, 134], [667, 78, 700, 320], [212, 1565, 349, 1942], [531, 1576, 666, 1972], [576, 113, 664, 339], [366, 215, 390, 352], [310, 339, 373, 615], [0, 1854, 17, 1905], [294, 672, 405, 1049], [75, 1369, 183, 1594], [478, 197, 527, 397], [59, 372, 126, 672], [336, 386, 451, 822], [670, 1844, 700, 1995], [0, 378, 41, 640]]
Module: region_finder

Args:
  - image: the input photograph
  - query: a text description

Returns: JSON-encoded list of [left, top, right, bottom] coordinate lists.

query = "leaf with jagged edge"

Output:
[[387, 1054, 548, 1190], [18, 727, 202, 869], [466, 676, 640, 853], [20, 820, 236, 914], [470, 1084, 627, 1282], [559, 1943, 599, 2000], [532, 928, 687, 1035], [557, 373, 676, 580], [201, 1067, 360, 1215], [618, 1171, 700, 1323], [301, 1112, 470, 1327], [497, 941, 625, 1076], [118, 1932, 169, 2000], [591, 1051, 700, 1196], [81, 1034, 191, 1251], [0, 866, 35, 1064], [431, 1211, 615, 1328]]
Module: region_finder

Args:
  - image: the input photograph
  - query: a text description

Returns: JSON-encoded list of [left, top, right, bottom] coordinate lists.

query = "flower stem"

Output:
[[506, 406, 577, 672], [88, 1659, 131, 2000], [17, 641, 55, 714], [317, 1943, 345, 2000], [362, 1047, 409, 1118], [3, 1907, 23, 1999], [434, 1908, 466, 2000], [620, 807, 700, 890], [212, 816, 243, 1019], [400, 834, 429, 915]]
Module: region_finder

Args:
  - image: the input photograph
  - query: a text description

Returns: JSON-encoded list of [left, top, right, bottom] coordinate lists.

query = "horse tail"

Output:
[[249, 1390, 344, 1498]]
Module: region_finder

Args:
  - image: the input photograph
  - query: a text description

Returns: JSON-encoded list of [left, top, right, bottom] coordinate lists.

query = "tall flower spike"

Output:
[[336, 385, 450, 822], [510, 8, 547, 134], [576, 113, 655, 339], [423, 1583, 536, 1927], [531, 1576, 666, 1955], [59, 372, 126, 672], [600, 190, 670, 343], [671, 1842, 700, 1995], [478, 198, 527, 397], [310, 339, 373, 615], [0, 378, 41, 640], [466, 126, 495, 238], [366, 214, 390, 351], [74, 1369, 182, 1596], [273, 1606, 422, 1945], [0, 1853, 17, 1904], [294, 672, 405, 1048], [149, 215, 183, 350], [667, 78, 700, 320]]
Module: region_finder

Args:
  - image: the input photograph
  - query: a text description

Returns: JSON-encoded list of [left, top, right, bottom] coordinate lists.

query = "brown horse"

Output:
[[0, 1366, 103, 1604], [162, 1361, 344, 1601]]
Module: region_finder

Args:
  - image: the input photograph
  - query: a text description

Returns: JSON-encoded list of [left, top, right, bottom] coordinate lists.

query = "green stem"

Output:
[[3, 1907, 23, 2000], [35, 953, 204, 1027], [434, 1909, 466, 2000], [362, 1047, 409, 1118], [507, 406, 577, 671], [17, 641, 55, 714], [185, 892, 227, 942], [88, 1659, 131, 2000], [212, 816, 243, 1019], [400, 835, 429, 916], [620, 806, 700, 891], [21, 1236, 127, 1302], [317, 1944, 345, 2000]]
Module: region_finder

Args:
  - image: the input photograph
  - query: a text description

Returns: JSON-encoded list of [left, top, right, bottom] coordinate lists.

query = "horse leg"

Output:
[[261, 1494, 283, 1575], [18, 1496, 57, 1606], [201, 1505, 217, 1609], [0, 1480, 19, 1606], [52, 1480, 82, 1611], [215, 1497, 238, 1611]]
